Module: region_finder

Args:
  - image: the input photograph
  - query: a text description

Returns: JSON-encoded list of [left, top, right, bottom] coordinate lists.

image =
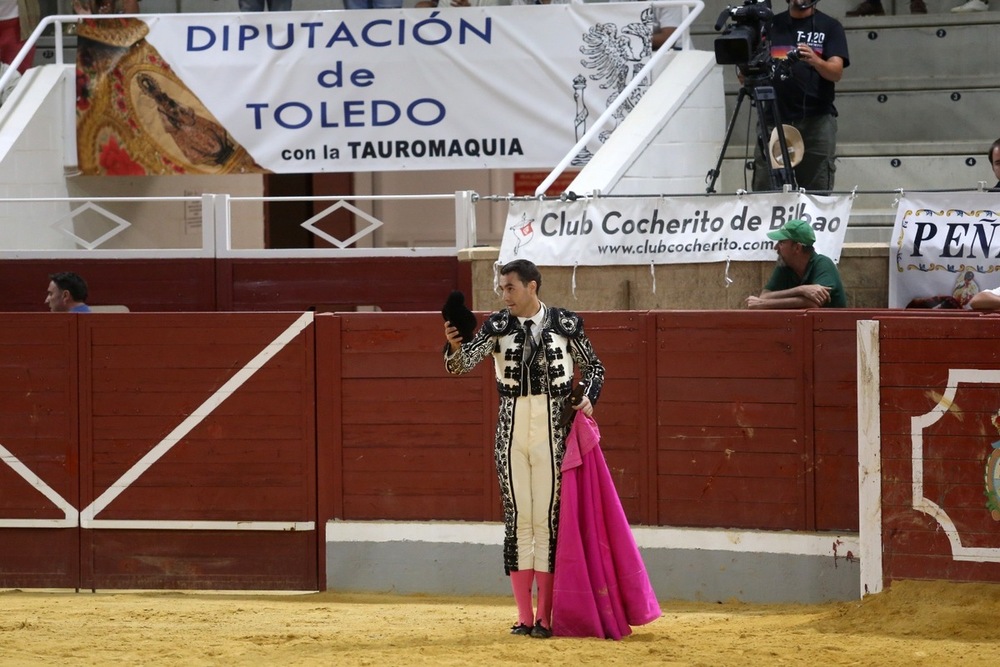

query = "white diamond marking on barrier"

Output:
[[300, 200, 383, 248], [50, 202, 132, 250]]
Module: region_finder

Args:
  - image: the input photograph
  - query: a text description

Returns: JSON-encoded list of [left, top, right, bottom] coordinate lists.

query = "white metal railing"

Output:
[[0, 191, 478, 258], [535, 0, 705, 197]]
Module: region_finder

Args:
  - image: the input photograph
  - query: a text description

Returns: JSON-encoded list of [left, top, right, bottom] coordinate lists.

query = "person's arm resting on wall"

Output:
[[970, 289, 1000, 311], [746, 284, 831, 309]]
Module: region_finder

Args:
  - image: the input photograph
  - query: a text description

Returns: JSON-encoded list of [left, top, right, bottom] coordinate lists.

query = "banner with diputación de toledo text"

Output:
[[75, 5, 667, 175]]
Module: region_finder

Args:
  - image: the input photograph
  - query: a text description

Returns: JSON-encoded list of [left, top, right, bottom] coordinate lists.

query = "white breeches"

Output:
[[508, 393, 558, 573]]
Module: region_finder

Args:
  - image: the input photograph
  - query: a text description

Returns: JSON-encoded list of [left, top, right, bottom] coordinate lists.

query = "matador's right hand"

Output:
[[444, 321, 462, 352]]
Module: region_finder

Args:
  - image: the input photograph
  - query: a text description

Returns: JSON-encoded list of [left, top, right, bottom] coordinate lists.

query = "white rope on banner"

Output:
[[572, 263, 579, 300], [892, 188, 903, 208], [650, 261, 656, 295], [724, 258, 734, 287]]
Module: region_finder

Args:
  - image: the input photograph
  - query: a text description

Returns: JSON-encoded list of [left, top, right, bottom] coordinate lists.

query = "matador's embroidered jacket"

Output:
[[444, 305, 604, 403]]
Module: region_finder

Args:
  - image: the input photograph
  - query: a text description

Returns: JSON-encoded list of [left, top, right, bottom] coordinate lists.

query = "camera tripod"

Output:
[[706, 73, 798, 194]]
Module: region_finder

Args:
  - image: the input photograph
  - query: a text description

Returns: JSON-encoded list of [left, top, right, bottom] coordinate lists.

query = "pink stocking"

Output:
[[510, 569, 535, 626], [534, 570, 554, 628]]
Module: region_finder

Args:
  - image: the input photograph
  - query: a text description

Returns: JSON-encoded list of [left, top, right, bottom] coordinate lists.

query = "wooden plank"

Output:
[[657, 498, 803, 530], [91, 414, 306, 439], [228, 257, 460, 312], [0, 344, 75, 368], [91, 366, 304, 393], [658, 426, 802, 453], [342, 423, 484, 447], [343, 350, 455, 378], [92, 439, 308, 464], [657, 377, 800, 403], [342, 399, 485, 425], [343, 471, 485, 496], [658, 474, 803, 503], [92, 462, 305, 487], [88, 531, 316, 590], [343, 447, 484, 472], [92, 486, 311, 518], [89, 320, 305, 345], [657, 400, 795, 427], [89, 343, 308, 370], [90, 390, 306, 417], [659, 351, 798, 379]]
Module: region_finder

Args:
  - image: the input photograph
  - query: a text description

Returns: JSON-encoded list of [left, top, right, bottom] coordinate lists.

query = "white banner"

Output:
[[499, 193, 852, 266], [135, 4, 666, 173], [889, 193, 1000, 309]]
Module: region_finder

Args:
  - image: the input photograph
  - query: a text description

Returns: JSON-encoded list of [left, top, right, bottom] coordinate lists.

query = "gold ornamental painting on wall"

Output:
[[76, 18, 263, 176]]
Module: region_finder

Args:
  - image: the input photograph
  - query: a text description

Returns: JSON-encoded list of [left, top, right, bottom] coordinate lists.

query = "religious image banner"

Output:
[[889, 193, 1000, 309], [74, 4, 667, 176], [499, 192, 852, 266]]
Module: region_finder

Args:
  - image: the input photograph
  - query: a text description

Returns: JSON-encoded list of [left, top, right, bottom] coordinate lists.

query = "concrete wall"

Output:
[[326, 522, 861, 604], [0, 66, 76, 250], [461, 243, 889, 311]]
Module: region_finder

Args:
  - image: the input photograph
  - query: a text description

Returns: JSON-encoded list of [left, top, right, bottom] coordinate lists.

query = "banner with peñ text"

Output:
[[889, 193, 1000, 309], [74, 5, 669, 175], [499, 192, 852, 266]]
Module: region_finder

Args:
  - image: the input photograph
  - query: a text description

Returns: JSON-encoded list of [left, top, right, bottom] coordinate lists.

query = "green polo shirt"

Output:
[[764, 252, 847, 308]]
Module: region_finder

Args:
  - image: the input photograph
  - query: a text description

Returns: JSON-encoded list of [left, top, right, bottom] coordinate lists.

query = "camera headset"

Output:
[[789, 0, 819, 9]]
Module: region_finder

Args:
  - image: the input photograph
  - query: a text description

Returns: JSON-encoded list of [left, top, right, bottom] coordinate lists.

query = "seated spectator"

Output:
[[45, 272, 91, 312], [745, 219, 846, 309]]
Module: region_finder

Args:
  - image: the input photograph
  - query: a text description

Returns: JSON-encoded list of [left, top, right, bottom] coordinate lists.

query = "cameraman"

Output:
[[752, 0, 849, 192]]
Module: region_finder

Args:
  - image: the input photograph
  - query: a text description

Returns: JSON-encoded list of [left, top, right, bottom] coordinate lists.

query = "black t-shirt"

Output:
[[767, 10, 850, 121]]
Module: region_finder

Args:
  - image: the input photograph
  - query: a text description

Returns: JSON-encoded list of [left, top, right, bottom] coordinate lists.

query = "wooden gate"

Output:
[[0, 313, 319, 590]]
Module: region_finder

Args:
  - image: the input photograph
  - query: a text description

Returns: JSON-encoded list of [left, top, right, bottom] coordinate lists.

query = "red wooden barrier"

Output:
[[1, 309, 872, 589], [0, 257, 469, 313]]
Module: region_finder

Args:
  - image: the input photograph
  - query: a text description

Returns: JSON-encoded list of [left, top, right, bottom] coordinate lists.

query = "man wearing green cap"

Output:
[[745, 219, 846, 309]]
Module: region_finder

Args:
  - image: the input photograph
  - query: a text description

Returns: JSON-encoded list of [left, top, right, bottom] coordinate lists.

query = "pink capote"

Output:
[[552, 412, 661, 640]]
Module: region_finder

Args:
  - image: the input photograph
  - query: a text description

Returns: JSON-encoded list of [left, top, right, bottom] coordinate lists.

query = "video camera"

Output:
[[713, 0, 774, 70], [705, 0, 803, 193]]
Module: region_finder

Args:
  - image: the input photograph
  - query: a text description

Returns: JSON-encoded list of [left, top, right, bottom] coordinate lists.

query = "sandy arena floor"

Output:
[[1, 579, 999, 666]]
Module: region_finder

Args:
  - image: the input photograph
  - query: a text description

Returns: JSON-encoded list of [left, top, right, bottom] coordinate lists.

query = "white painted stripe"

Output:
[[0, 518, 77, 528], [0, 442, 78, 526], [85, 520, 314, 531], [328, 521, 503, 545], [81, 312, 315, 524], [857, 320, 883, 596], [325, 521, 859, 557]]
